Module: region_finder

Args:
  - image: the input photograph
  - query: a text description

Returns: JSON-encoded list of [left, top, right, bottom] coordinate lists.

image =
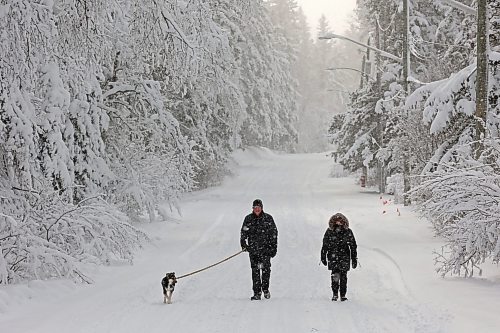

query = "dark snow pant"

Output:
[[249, 254, 271, 295], [331, 271, 348, 297]]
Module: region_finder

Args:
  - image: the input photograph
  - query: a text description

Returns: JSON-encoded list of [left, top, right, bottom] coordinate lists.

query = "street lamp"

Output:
[[319, 33, 402, 63], [440, 0, 476, 15]]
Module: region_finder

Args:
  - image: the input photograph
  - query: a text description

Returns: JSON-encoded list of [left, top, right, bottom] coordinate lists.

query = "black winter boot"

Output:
[[250, 293, 261, 301]]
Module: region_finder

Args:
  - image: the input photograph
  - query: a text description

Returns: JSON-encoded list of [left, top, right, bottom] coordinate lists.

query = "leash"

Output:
[[176, 250, 245, 280]]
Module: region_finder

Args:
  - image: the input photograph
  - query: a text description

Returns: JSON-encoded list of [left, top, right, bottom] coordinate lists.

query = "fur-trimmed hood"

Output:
[[328, 212, 349, 229]]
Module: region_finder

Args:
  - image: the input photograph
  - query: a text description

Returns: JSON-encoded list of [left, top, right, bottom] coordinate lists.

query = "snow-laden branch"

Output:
[[408, 76, 429, 85], [411, 161, 500, 277], [102, 84, 135, 100], [160, 9, 195, 49], [319, 33, 402, 63], [439, 0, 477, 16]]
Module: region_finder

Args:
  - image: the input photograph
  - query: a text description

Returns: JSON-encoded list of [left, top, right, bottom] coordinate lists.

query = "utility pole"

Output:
[[365, 36, 372, 78], [402, 0, 410, 94], [441, 0, 488, 160], [363, 36, 372, 186], [375, 17, 385, 194], [402, 0, 411, 206], [359, 55, 366, 89], [475, 0, 489, 158]]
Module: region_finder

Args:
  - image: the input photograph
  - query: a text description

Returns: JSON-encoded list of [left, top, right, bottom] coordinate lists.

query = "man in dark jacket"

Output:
[[321, 212, 357, 301], [240, 199, 278, 300]]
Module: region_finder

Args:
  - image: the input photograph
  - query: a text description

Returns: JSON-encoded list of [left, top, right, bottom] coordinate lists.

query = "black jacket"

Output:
[[240, 211, 278, 258], [321, 226, 357, 272]]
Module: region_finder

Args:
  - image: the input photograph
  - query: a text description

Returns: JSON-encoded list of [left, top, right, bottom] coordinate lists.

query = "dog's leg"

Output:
[[167, 278, 175, 304], [166, 290, 173, 304]]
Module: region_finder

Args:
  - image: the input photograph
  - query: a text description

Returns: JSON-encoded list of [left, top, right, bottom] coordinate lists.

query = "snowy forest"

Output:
[[1, 0, 499, 288], [0, 0, 352, 285], [329, 0, 500, 278]]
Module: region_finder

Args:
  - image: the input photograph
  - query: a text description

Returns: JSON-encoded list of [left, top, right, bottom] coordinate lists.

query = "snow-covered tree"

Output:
[[1, 0, 303, 284], [0, 184, 147, 284], [240, 1, 298, 150], [411, 140, 500, 277]]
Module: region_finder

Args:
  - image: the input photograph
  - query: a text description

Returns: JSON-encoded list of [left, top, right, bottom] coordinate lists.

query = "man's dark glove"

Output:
[[241, 245, 248, 252], [352, 258, 357, 269], [321, 258, 327, 266]]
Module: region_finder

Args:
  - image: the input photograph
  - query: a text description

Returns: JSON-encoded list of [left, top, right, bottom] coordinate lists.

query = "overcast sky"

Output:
[[296, 0, 357, 36]]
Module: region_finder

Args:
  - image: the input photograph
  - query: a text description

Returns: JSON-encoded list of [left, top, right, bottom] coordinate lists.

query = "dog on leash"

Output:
[[162, 272, 177, 304]]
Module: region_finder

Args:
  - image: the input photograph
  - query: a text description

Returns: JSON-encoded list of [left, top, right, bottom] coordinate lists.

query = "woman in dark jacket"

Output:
[[320, 213, 357, 301]]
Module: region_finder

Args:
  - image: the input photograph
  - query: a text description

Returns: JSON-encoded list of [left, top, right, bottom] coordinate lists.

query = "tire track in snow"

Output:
[[352, 245, 447, 333]]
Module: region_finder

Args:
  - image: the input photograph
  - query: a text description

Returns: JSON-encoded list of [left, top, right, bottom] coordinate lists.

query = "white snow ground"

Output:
[[1, 148, 500, 333]]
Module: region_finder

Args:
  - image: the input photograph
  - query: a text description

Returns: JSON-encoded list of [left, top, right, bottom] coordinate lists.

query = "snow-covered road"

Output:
[[1, 148, 499, 332]]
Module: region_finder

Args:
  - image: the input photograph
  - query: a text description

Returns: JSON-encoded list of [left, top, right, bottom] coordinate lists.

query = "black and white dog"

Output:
[[161, 272, 177, 304]]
